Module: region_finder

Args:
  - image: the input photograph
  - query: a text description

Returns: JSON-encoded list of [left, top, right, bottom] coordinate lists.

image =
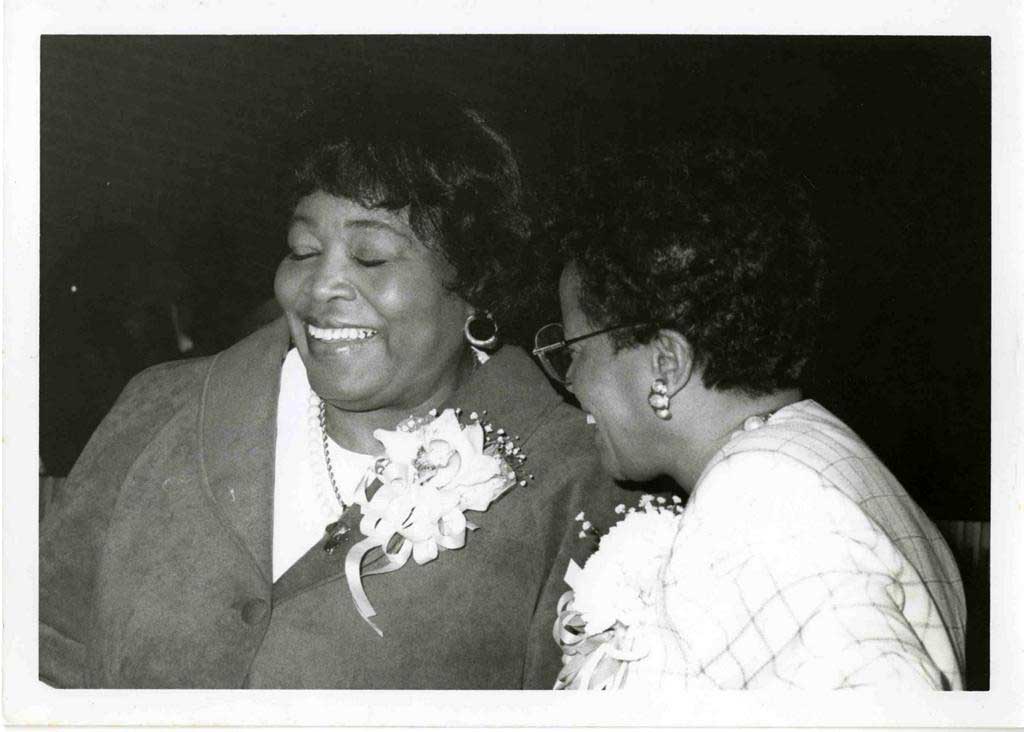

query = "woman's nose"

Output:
[[310, 255, 358, 303]]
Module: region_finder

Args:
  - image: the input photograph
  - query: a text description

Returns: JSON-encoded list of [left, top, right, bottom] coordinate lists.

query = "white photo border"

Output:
[[4, 0, 1022, 727]]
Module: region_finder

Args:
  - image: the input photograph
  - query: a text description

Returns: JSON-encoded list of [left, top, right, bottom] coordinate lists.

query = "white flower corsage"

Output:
[[328, 407, 527, 636], [553, 494, 684, 689]]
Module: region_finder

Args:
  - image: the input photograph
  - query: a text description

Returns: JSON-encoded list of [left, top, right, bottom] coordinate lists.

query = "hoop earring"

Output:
[[464, 310, 499, 350], [648, 378, 672, 420]]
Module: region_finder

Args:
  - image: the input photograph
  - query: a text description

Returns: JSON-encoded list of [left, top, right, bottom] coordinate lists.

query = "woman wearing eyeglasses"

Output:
[[535, 142, 966, 690]]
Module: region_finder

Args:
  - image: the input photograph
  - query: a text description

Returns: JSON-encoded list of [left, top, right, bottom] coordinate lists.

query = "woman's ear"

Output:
[[650, 329, 694, 396]]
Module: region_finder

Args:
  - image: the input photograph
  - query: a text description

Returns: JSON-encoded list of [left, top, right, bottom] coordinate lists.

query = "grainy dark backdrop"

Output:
[[40, 36, 990, 524]]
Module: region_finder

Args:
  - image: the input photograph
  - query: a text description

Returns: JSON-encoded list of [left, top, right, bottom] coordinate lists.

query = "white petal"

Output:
[[465, 421, 485, 453], [412, 539, 439, 565], [373, 428, 421, 464], [441, 509, 467, 536]]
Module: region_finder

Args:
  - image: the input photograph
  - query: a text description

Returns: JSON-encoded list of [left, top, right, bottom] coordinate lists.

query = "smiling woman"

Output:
[[38, 77, 632, 689], [541, 141, 966, 690], [276, 193, 472, 451]]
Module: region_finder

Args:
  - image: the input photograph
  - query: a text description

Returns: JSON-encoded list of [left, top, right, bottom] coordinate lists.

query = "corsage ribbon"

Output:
[[343, 519, 479, 636], [552, 589, 649, 690]]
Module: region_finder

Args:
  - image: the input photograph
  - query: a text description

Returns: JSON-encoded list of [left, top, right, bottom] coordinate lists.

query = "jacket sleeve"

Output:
[[39, 362, 194, 687]]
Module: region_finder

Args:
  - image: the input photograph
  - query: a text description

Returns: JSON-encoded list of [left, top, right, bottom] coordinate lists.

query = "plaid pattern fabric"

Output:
[[625, 400, 966, 690]]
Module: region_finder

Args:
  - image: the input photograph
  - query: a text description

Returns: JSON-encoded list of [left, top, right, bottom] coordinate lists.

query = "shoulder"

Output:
[[60, 355, 213, 480], [525, 400, 596, 457], [467, 345, 598, 465], [116, 319, 291, 414], [121, 356, 212, 401], [79, 321, 289, 459], [696, 400, 904, 524], [691, 444, 879, 548], [710, 401, 894, 499], [92, 356, 214, 434]]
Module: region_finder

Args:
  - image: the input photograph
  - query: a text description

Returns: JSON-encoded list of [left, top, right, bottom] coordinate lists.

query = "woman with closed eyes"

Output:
[[39, 79, 629, 689]]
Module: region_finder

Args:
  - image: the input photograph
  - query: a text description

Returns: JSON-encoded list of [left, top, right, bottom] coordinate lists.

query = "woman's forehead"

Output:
[[558, 266, 592, 337], [291, 191, 417, 242], [557, 262, 580, 297]]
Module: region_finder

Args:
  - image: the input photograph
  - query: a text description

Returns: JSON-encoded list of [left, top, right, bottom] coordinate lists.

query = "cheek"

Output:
[[374, 272, 466, 351], [599, 384, 641, 437], [580, 360, 637, 420], [274, 260, 306, 312], [368, 273, 416, 322]]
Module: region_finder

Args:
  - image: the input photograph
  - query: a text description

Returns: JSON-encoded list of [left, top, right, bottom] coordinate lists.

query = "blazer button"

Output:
[[240, 598, 269, 626]]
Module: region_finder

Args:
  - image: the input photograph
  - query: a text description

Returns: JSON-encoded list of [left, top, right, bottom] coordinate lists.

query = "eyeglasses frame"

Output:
[[532, 322, 652, 384]]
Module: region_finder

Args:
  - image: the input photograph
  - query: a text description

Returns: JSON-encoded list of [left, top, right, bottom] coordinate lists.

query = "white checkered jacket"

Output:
[[628, 400, 966, 690]]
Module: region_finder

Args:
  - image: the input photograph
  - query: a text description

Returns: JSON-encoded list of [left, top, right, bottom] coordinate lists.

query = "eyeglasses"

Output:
[[532, 322, 648, 385]]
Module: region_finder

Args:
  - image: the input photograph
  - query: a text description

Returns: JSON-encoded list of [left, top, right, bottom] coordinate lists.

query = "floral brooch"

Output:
[[553, 494, 684, 689], [323, 407, 528, 636]]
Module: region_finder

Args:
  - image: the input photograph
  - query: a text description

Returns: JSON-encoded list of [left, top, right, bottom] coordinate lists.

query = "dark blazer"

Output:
[[39, 319, 630, 689]]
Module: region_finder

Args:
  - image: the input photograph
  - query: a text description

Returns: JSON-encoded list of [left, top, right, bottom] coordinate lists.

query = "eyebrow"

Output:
[[289, 215, 415, 243]]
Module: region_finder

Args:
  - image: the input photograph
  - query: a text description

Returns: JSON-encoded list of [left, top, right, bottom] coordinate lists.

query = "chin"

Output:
[[306, 368, 385, 410], [600, 449, 658, 484], [598, 449, 634, 483], [606, 466, 645, 484], [591, 427, 636, 481]]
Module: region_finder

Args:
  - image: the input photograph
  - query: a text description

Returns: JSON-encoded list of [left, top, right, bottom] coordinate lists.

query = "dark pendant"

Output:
[[323, 519, 350, 555], [323, 503, 365, 555], [323, 533, 347, 555]]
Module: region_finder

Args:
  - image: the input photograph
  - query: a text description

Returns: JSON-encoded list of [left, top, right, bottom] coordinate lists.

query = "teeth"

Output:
[[585, 414, 596, 425], [307, 324, 378, 342]]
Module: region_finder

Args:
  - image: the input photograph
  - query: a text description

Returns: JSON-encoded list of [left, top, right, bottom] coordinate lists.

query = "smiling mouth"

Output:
[[306, 323, 379, 343]]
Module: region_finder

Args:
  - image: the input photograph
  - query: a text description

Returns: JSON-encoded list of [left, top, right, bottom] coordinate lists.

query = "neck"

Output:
[[664, 386, 803, 493], [322, 348, 477, 455]]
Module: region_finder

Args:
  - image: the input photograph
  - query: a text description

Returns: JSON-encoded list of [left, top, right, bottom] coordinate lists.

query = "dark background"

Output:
[[40, 36, 990, 524]]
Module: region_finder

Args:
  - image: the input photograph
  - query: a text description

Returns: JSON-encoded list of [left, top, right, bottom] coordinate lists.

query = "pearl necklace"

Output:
[[727, 410, 777, 442], [742, 411, 775, 431], [318, 398, 345, 510], [306, 392, 347, 520]]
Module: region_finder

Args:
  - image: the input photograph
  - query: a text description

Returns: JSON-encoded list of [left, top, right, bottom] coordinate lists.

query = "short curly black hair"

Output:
[[545, 141, 826, 395], [282, 76, 533, 345]]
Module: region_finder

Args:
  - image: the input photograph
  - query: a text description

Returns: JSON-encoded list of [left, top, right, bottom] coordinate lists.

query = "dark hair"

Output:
[[545, 141, 826, 395], [282, 77, 533, 344]]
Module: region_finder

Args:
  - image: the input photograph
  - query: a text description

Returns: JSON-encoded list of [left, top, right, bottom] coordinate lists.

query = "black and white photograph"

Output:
[[4, 1, 1023, 728]]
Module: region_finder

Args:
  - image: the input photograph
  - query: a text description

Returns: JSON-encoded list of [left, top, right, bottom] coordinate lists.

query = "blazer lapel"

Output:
[[273, 529, 353, 604], [199, 318, 291, 585]]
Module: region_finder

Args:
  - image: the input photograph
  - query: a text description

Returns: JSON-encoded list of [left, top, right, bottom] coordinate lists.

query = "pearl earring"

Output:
[[648, 378, 672, 420]]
